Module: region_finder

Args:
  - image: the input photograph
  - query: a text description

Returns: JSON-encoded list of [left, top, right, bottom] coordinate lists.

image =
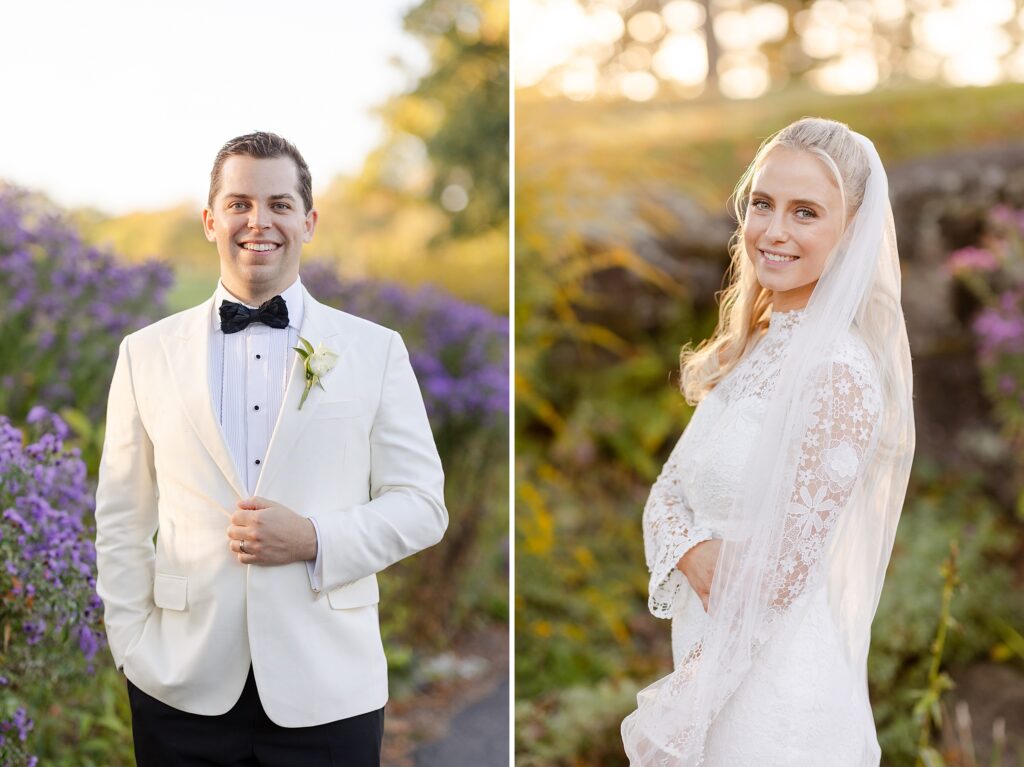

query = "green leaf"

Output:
[[59, 407, 94, 440], [292, 346, 310, 360], [298, 379, 314, 410], [920, 746, 947, 767]]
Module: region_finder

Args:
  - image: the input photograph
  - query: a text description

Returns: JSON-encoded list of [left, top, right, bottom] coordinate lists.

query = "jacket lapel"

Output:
[[159, 297, 247, 499], [255, 289, 345, 496]]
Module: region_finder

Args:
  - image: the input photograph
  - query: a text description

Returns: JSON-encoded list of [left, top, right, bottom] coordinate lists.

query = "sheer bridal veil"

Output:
[[621, 125, 915, 765]]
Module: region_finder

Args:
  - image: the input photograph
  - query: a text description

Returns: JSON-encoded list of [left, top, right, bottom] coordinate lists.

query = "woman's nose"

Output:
[[764, 212, 789, 242]]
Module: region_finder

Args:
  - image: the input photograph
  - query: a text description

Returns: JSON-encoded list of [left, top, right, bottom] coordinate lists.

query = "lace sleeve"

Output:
[[643, 430, 715, 619], [761, 353, 882, 620]]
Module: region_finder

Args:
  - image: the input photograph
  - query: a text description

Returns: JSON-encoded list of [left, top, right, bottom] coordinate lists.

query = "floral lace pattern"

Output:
[[645, 309, 812, 619], [764, 345, 882, 616], [643, 405, 716, 618], [643, 309, 885, 764]]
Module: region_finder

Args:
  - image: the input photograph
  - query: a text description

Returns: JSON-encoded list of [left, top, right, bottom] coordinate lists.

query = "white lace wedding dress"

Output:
[[643, 308, 884, 766]]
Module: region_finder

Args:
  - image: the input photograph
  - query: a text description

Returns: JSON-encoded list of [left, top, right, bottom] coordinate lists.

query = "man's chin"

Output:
[[227, 257, 295, 279], [236, 252, 284, 270], [222, 265, 298, 299]]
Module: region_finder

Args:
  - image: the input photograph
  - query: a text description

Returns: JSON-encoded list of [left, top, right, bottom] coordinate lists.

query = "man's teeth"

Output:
[[762, 250, 797, 263], [242, 243, 277, 251]]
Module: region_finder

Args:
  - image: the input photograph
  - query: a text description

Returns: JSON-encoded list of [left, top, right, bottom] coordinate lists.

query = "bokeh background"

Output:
[[0, 1, 508, 765], [514, 1, 1024, 765]]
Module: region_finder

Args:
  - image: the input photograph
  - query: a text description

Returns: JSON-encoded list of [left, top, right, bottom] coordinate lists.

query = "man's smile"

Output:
[[238, 241, 281, 252]]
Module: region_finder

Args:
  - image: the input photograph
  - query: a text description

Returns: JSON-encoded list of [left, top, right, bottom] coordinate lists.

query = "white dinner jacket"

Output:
[[94, 286, 447, 727]]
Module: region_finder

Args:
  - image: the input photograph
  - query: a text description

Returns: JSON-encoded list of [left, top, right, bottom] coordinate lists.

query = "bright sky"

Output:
[[1, 0, 426, 215]]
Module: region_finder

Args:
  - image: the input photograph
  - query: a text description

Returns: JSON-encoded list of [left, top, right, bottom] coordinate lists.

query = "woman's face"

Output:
[[743, 146, 846, 312]]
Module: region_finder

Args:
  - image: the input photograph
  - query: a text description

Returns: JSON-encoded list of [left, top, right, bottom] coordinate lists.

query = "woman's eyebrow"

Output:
[[751, 189, 828, 210]]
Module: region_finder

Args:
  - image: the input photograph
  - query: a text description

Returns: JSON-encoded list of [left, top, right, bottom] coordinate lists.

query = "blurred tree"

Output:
[[314, 0, 510, 307], [522, 0, 1024, 102], [313, 0, 509, 307], [398, 0, 509, 237], [699, 0, 719, 95]]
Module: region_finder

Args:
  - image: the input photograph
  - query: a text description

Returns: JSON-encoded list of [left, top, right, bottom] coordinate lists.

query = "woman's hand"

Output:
[[677, 539, 721, 612]]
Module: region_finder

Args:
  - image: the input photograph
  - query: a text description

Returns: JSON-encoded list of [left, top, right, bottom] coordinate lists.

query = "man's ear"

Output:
[[303, 208, 319, 243], [201, 207, 217, 243]]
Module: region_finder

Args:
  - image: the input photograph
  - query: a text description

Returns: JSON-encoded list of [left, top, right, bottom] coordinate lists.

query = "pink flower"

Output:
[[947, 246, 999, 276], [990, 205, 1024, 235], [973, 303, 1024, 357]]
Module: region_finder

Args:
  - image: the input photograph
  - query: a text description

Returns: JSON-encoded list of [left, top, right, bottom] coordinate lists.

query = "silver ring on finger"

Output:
[[240, 539, 246, 554]]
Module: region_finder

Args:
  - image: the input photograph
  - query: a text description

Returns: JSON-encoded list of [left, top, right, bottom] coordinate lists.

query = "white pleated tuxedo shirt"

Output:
[[209, 276, 323, 590]]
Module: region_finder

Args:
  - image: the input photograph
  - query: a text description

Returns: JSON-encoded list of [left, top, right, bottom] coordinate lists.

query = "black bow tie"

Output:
[[219, 295, 289, 334]]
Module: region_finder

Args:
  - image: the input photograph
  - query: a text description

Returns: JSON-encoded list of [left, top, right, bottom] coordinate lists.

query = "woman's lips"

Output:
[[760, 249, 799, 266]]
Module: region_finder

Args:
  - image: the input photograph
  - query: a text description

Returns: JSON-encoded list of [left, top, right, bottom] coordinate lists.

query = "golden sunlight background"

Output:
[[514, 1, 1024, 765], [516, 0, 1024, 101]]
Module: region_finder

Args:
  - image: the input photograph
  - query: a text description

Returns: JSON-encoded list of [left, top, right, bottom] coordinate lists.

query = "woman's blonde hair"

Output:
[[679, 117, 871, 405]]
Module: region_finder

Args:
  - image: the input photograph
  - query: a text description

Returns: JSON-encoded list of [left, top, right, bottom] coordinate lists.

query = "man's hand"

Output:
[[677, 539, 721, 612], [226, 497, 317, 566]]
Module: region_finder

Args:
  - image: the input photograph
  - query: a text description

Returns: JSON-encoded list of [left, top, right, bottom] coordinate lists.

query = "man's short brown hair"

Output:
[[208, 132, 313, 213]]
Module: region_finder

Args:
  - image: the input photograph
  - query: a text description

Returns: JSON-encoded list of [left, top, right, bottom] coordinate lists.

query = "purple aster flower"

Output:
[[0, 413, 105, 760], [0, 187, 172, 423], [301, 261, 509, 445]]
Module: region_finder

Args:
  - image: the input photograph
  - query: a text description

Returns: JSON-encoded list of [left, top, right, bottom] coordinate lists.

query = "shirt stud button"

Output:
[[255, 354, 262, 360], [254, 459, 261, 465], [254, 405, 260, 411]]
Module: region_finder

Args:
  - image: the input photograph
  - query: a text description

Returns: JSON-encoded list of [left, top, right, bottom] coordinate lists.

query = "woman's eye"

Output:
[[796, 208, 816, 219], [751, 199, 770, 211]]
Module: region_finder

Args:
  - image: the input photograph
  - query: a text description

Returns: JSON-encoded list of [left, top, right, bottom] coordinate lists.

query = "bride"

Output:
[[621, 118, 915, 766]]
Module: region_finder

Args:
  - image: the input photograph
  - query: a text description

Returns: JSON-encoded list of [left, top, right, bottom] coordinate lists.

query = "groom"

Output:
[[94, 132, 447, 766]]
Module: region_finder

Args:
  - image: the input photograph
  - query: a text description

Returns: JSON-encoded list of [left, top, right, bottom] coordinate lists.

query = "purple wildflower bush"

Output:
[[948, 204, 1024, 493], [0, 408, 103, 766], [0, 187, 173, 423], [301, 261, 509, 450], [300, 261, 509, 641]]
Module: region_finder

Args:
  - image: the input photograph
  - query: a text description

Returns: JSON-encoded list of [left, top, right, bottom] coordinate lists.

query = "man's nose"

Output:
[[248, 207, 271, 230]]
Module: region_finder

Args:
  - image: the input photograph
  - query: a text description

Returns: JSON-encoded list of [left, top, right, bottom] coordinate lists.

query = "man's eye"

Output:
[[230, 202, 247, 210]]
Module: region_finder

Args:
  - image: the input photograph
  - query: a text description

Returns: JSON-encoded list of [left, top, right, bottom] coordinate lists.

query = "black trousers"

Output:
[[126, 668, 384, 767]]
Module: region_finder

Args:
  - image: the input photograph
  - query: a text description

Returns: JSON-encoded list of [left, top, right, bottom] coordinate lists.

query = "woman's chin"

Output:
[[756, 269, 812, 295]]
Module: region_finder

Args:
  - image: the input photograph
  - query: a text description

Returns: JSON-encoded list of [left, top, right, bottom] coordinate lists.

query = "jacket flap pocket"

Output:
[[327, 575, 379, 609], [153, 573, 188, 611], [315, 400, 362, 420]]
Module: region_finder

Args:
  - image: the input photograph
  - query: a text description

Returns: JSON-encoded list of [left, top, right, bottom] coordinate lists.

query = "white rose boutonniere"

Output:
[[293, 337, 339, 409]]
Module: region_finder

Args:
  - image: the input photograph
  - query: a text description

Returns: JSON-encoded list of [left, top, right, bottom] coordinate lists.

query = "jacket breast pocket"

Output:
[[153, 573, 188, 611], [327, 574, 379, 609], [315, 400, 363, 420]]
